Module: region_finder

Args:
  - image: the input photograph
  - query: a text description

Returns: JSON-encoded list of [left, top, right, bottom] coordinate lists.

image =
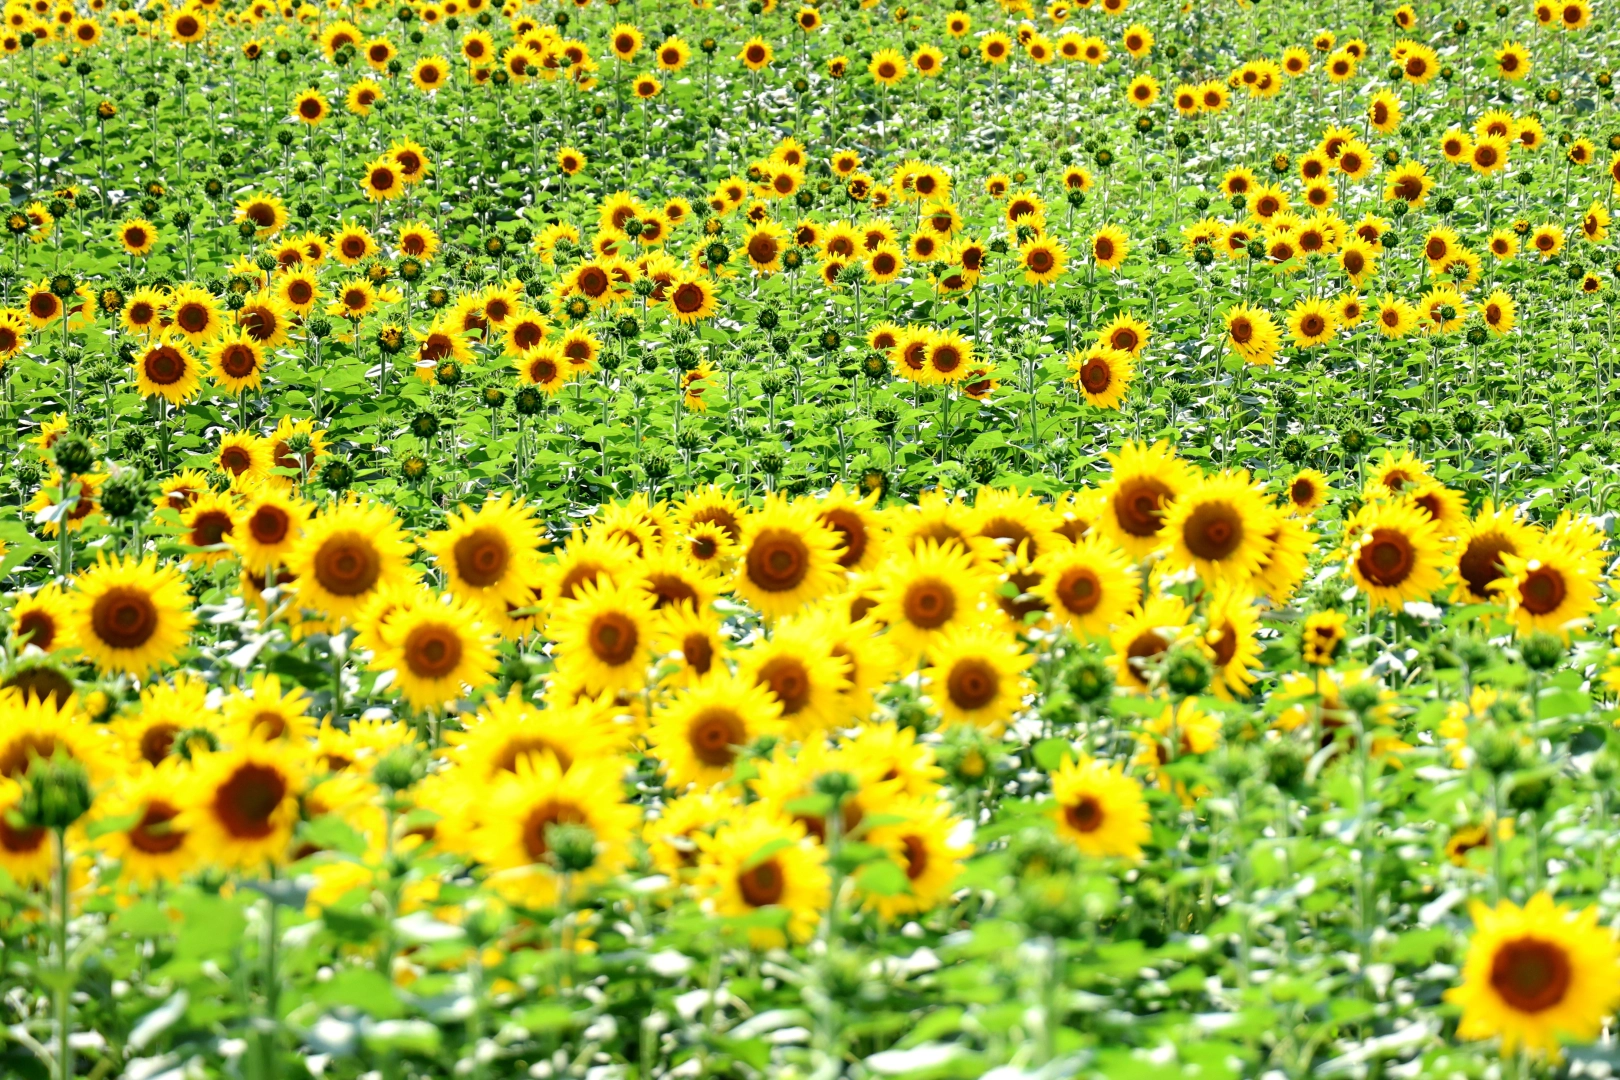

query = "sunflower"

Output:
[[1030, 536, 1138, 638], [871, 540, 993, 663], [1496, 544, 1600, 639], [1098, 440, 1194, 557], [221, 671, 315, 744], [1050, 755, 1151, 860], [180, 492, 237, 566], [421, 494, 545, 616], [371, 592, 499, 711], [861, 797, 968, 920], [1529, 223, 1564, 259], [360, 154, 404, 201], [91, 757, 200, 884], [234, 193, 288, 237], [229, 487, 309, 572], [548, 578, 656, 696], [922, 624, 1033, 733], [868, 46, 905, 85], [1200, 586, 1263, 699], [274, 269, 321, 315], [0, 777, 53, 885], [1449, 501, 1537, 604], [665, 273, 718, 324], [471, 751, 637, 906], [28, 470, 103, 537], [291, 88, 328, 124], [1063, 344, 1130, 410], [1109, 596, 1192, 692], [132, 334, 201, 404], [695, 804, 828, 948], [737, 35, 772, 70], [180, 741, 305, 869], [166, 283, 223, 343], [1470, 134, 1511, 176], [732, 495, 846, 621], [1160, 470, 1276, 583], [207, 328, 267, 394], [284, 497, 416, 620], [445, 688, 622, 785], [1018, 236, 1066, 285], [1285, 469, 1330, 516], [0, 310, 27, 359], [735, 620, 852, 737], [70, 555, 193, 677], [740, 221, 786, 275], [1125, 72, 1158, 106], [1446, 893, 1620, 1056], [1222, 304, 1281, 365], [9, 584, 75, 655], [648, 670, 785, 788], [815, 483, 886, 573], [1345, 501, 1445, 612], [411, 55, 449, 91], [1287, 297, 1337, 348], [117, 216, 157, 257]]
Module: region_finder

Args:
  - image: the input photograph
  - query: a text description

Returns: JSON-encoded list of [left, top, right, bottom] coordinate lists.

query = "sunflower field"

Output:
[[4, 0, 1620, 1073]]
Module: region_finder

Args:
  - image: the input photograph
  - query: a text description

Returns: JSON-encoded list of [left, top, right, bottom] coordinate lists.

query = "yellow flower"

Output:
[[1446, 893, 1620, 1057], [1050, 755, 1151, 861]]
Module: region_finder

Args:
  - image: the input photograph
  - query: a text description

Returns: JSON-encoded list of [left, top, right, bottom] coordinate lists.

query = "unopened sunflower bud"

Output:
[[20, 754, 92, 831]]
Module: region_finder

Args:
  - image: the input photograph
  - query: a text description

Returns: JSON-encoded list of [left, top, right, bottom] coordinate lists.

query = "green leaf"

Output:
[[312, 968, 404, 1019]]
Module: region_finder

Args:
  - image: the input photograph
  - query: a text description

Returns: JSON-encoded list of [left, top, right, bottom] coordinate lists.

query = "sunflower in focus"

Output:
[[70, 555, 193, 677], [372, 592, 499, 710], [1068, 344, 1133, 410], [421, 494, 545, 616], [284, 497, 416, 620], [1160, 470, 1276, 584], [871, 539, 992, 662], [732, 495, 846, 620], [1222, 304, 1281, 365], [1496, 543, 1600, 639], [1345, 501, 1445, 611], [696, 802, 829, 948]]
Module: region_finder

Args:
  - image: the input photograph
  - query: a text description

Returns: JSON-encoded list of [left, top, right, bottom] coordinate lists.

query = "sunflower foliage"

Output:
[[2, 0, 1620, 1074]]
